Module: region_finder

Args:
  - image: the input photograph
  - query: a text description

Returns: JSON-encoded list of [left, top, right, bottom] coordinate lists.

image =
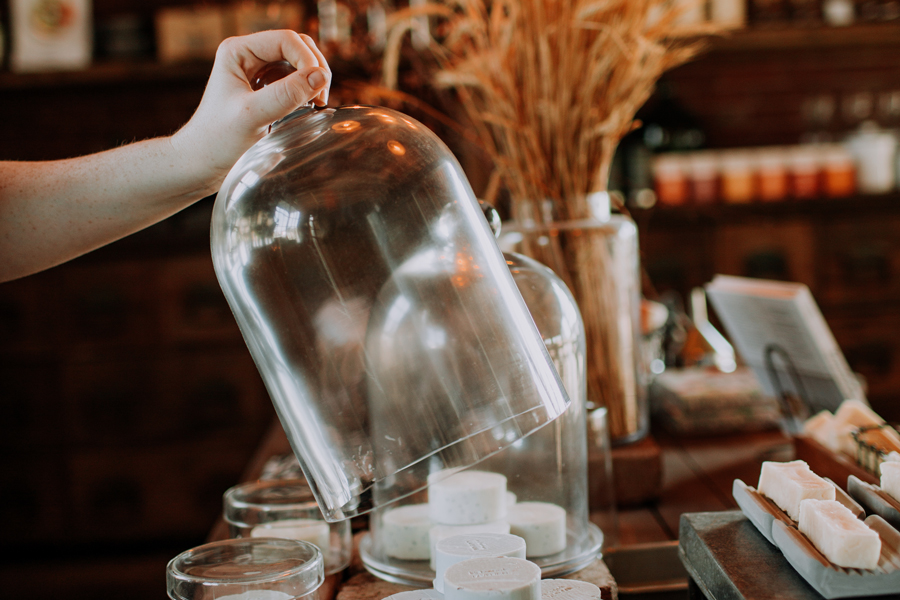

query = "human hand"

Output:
[[172, 30, 332, 190]]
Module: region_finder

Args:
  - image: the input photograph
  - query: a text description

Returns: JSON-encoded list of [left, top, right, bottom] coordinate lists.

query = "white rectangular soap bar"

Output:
[[798, 498, 881, 570], [881, 461, 900, 503], [758, 460, 835, 521]]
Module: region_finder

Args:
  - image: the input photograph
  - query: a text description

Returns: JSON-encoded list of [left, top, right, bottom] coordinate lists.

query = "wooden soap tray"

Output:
[[733, 479, 900, 598]]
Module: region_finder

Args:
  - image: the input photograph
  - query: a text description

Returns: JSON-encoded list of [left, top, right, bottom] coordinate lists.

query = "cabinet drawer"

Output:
[[0, 360, 63, 449], [157, 255, 241, 344], [0, 270, 63, 354], [158, 349, 272, 436], [819, 216, 900, 307], [67, 438, 257, 542], [713, 220, 816, 291], [2, 457, 69, 544], [641, 227, 712, 297], [62, 353, 172, 445], [61, 261, 160, 349], [828, 310, 900, 411]]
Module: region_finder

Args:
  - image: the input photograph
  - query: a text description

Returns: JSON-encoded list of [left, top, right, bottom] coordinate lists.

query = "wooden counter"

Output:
[[210, 422, 795, 600]]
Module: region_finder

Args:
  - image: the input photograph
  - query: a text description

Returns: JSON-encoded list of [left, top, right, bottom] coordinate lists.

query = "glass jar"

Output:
[[211, 72, 570, 522], [820, 143, 856, 197], [687, 151, 720, 205], [719, 150, 756, 203], [788, 145, 821, 199], [223, 479, 351, 575], [755, 147, 789, 202], [167, 538, 324, 600], [359, 236, 602, 585], [653, 154, 690, 207]]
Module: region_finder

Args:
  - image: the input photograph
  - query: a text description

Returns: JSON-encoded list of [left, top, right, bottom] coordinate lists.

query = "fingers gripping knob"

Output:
[[250, 60, 297, 91]]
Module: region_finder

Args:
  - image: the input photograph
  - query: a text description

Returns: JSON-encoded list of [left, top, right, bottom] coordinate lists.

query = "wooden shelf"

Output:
[[633, 192, 900, 226], [707, 21, 900, 52], [0, 59, 213, 90]]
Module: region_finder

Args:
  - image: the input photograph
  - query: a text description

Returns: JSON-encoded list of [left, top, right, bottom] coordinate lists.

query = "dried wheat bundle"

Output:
[[380, 0, 716, 438], [424, 0, 712, 222]]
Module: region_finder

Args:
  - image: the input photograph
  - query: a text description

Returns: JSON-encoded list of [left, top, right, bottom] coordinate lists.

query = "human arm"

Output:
[[0, 30, 331, 283]]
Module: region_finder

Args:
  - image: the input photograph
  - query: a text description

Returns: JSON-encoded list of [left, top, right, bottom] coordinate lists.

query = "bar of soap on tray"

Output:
[[881, 461, 900, 502], [508, 502, 567, 557], [758, 460, 835, 521], [540, 580, 601, 600], [382, 504, 432, 560], [250, 518, 330, 553], [430, 521, 511, 569], [443, 556, 541, 600], [429, 470, 508, 525], [798, 498, 881, 570], [433, 533, 527, 592]]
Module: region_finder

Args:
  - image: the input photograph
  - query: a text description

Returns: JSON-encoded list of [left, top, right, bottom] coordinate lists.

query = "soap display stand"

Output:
[[731, 478, 900, 598], [340, 552, 616, 600]]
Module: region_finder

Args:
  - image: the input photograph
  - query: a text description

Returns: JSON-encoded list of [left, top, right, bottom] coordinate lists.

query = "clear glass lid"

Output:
[[211, 96, 570, 522], [166, 538, 324, 600]]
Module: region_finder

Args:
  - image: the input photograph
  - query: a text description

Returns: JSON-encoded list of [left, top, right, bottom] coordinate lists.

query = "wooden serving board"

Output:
[[679, 511, 900, 600], [337, 558, 618, 600]]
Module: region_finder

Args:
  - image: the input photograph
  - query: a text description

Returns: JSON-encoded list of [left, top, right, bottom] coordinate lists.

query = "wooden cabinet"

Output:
[[637, 195, 900, 422]]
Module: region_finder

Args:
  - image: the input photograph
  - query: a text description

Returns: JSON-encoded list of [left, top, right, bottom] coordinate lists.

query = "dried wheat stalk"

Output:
[[382, 0, 716, 439]]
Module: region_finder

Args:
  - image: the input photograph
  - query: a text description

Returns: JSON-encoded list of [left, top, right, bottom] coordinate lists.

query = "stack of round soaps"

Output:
[[381, 470, 569, 563], [385, 533, 601, 600]]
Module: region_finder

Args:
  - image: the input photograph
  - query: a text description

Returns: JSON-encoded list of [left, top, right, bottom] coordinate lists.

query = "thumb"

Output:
[[255, 67, 330, 121]]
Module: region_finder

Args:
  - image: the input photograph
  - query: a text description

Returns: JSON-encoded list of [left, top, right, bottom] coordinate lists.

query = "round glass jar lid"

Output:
[[166, 538, 324, 600], [224, 479, 321, 527]]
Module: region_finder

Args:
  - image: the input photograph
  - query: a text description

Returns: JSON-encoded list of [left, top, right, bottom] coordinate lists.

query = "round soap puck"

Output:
[[508, 502, 567, 558], [434, 533, 527, 592], [443, 556, 541, 600]]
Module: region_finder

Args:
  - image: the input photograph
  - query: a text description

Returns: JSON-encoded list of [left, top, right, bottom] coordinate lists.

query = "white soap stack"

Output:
[[383, 533, 602, 600], [433, 533, 527, 592], [428, 470, 512, 566], [381, 469, 570, 564], [443, 556, 541, 600]]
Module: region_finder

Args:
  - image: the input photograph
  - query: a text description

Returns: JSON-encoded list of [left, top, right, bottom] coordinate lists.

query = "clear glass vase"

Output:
[[505, 194, 647, 444]]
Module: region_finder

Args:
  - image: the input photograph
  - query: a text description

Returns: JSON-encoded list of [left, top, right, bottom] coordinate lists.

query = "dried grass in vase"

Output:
[[381, 0, 717, 440]]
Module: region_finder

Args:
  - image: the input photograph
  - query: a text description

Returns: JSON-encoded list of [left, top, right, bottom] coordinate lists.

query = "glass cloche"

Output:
[[360, 208, 603, 584], [210, 67, 570, 523]]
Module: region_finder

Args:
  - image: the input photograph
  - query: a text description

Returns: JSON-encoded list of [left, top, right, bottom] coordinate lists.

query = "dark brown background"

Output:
[[1, 3, 899, 599]]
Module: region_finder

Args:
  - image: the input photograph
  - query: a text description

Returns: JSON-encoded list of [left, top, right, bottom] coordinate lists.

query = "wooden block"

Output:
[[561, 558, 618, 600], [336, 559, 617, 600], [591, 436, 663, 507], [336, 571, 415, 600]]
